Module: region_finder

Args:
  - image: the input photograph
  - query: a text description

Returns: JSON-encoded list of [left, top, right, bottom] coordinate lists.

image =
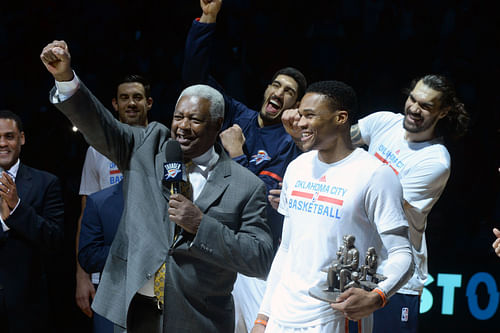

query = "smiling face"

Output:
[[259, 74, 300, 126], [171, 95, 222, 160], [112, 82, 152, 126], [296, 92, 340, 153], [0, 118, 25, 170], [403, 80, 449, 141]]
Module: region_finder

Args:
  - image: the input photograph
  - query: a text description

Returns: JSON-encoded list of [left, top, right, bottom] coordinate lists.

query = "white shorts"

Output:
[[233, 273, 267, 333]]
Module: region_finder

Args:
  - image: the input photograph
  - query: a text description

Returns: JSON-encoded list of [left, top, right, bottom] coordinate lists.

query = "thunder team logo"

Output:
[[163, 162, 183, 182], [250, 150, 271, 165]]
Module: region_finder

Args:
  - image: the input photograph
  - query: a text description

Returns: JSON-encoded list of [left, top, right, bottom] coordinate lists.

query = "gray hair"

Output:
[[176, 84, 224, 120]]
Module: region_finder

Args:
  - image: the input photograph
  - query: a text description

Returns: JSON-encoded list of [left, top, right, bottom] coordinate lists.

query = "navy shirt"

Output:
[[183, 20, 302, 249]]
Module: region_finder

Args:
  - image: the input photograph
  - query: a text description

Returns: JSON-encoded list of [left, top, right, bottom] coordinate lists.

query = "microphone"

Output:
[[163, 140, 187, 194], [163, 140, 192, 241]]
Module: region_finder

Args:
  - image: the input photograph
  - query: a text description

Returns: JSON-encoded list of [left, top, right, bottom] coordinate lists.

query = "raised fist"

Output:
[[40, 40, 74, 81]]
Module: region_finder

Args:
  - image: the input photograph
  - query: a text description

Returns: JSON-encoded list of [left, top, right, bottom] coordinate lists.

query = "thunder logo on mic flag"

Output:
[[163, 162, 183, 182]]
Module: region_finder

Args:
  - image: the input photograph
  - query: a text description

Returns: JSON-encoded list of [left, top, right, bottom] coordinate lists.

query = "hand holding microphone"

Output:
[[164, 140, 202, 235]]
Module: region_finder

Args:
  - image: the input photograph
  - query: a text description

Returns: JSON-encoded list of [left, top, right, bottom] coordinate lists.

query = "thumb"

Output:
[[335, 288, 353, 303], [493, 228, 500, 238], [52, 46, 71, 63]]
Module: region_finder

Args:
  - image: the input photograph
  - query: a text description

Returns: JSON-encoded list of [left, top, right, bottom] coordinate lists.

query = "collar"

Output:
[[191, 146, 218, 172], [4, 159, 20, 180]]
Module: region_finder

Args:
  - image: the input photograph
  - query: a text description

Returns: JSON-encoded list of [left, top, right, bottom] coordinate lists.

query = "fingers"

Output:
[[493, 228, 500, 238], [40, 40, 69, 64]]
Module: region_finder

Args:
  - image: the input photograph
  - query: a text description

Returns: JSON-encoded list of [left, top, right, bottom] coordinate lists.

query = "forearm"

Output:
[[52, 80, 134, 168], [378, 231, 413, 298]]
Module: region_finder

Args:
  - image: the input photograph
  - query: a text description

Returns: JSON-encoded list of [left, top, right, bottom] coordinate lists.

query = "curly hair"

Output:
[[407, 75, 470, 140]]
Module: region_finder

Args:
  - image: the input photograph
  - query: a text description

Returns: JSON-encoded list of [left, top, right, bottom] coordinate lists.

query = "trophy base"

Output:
[[308, 284, 341, 303]]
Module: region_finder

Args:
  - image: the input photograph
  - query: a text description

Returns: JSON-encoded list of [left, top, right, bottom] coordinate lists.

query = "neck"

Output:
[[317, 133, 355, 164], [404, 129, 436, 142], [257, 115, 280, 128]]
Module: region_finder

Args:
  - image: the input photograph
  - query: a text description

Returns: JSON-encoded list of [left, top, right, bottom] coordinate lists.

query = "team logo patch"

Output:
[[250, 150, 271, 165], [401, 307, 409, 322], [163, 162, 183, 182]]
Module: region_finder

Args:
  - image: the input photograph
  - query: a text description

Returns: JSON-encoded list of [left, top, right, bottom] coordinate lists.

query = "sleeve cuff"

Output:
[[52, 71, 80, 103]]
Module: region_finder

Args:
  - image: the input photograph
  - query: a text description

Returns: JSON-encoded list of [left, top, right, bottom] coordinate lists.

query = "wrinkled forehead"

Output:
[[411, 80, 442, 104]]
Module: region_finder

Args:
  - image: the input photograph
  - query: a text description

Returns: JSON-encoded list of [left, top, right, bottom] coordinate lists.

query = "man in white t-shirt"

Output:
[[350, 74, 470, 333], [75, 74, 152, 333], [252, 81, 413, 333]]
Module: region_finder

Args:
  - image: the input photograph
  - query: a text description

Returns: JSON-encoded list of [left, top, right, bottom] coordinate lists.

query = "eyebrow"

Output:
[[410, 93, 434, 108]]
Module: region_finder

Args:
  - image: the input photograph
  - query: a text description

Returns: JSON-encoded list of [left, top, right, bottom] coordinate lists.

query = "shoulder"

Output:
[[359, 111, 402, 130], [18, 164, 61, 189]]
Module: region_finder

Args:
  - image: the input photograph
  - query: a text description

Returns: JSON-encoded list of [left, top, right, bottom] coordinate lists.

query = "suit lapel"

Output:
[[14, 164, 32, 201]]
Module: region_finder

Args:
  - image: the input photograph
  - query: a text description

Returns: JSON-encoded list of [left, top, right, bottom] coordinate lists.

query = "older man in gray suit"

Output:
[[41, 40, 274, 333]]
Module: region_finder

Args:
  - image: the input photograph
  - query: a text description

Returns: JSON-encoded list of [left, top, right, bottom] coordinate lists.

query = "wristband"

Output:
[[254, 319, 268, 327], [372, 288, 387, 307]]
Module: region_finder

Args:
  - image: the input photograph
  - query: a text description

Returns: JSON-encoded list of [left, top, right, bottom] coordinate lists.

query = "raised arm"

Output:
[[41, 40, 137, 170]]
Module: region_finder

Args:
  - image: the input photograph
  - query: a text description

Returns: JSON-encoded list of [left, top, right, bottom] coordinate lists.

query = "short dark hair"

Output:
[[306, 80, 358, 122], [407, 74, 470, 140], [271, 67, 307, 100], [116, 74, 151, 98], [0, 110, 24, 132]]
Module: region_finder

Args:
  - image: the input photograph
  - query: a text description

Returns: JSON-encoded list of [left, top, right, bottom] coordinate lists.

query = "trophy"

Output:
[[309, 235, 386, 303]]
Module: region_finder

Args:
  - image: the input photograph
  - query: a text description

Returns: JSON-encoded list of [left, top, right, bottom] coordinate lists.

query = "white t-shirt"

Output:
[[79, 147, 123, 195], [261, 149, 408, 328], [358, 111, 451, 294]]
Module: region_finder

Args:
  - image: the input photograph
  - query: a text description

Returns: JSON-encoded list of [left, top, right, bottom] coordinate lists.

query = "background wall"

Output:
[[1, 0, 498, 331]]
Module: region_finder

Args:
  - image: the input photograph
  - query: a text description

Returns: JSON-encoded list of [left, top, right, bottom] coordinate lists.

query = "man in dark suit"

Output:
[[0, 110, 64, 333], [78, 181, 123, 333], [41, 40, 273, 333]]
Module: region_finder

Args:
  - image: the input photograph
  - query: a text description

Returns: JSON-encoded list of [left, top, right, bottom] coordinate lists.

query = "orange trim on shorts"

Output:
[[259, 170, 283, 182]]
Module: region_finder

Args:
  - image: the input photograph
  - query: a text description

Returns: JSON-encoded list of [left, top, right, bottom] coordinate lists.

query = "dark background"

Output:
[[1, 0, 499, 331]]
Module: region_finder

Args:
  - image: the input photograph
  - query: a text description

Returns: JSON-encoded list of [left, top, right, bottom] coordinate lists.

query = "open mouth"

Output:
[[175, 134, 194, 145], [265, 96, 283, 114], [301, 131, 313, 142]]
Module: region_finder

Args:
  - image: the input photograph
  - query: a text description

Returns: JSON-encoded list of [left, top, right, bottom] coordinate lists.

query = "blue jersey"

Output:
[[183, 20, 302, 249]]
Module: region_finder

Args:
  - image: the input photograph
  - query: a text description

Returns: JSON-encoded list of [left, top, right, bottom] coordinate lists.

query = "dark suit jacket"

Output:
[[0, 163, 64, 333], [78, 182, 123, 274], [52, 82, 274, 332]]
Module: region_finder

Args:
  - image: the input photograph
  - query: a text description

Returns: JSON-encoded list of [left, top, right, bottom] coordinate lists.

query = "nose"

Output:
[[127, 98, 137, 107], [0, 137, 7, 146], [177, 117, 190, 130], [297, 114, 307, 128], [409, 102, 420, 114]]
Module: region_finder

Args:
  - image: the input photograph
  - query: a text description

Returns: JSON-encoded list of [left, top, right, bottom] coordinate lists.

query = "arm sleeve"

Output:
[[364, 165, 413, 297], [188, 179, 274, 278], [50, 78, 140, 171], [357, 111, 395, 146], [5, 176, 64, 250], [183, 19, 248, 129], [78, 195, 110, 273], [377, 231, 413, 298]]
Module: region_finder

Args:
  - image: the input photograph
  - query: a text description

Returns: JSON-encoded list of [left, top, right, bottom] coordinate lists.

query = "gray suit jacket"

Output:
[[52, 82, 273, 332]]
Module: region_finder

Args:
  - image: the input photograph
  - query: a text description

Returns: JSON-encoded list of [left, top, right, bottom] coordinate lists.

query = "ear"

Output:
[[146, 97, 153, 110], [438, 106, 450, 120], [112, 98, 119, 112], [20, 131, 25, 146], [335, 110, 349, 125], [216, 117, 224, 132]]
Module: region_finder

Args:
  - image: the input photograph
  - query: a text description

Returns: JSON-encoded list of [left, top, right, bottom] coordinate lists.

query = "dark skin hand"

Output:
[[168, 194, 203, 234]]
